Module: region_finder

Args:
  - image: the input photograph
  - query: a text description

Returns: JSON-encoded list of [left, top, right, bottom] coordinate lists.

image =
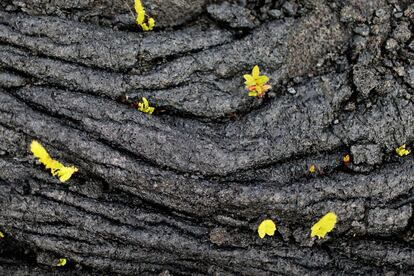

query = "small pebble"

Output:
[[354, 25, 370, 36], [268, 9, 283, 19], [394, 67, 406, 76], [352, 35, 368, 52], [376, 9, 387, 18], [293, 76, 303, 83], [267, 91, 276, 98], [394, 12, 403, 18], [282, 1, 298, 16], [287, 87, 296, 95], [344, 102, 356, 111], [316, 59, 324, 67], [393, 22, 411, 43], [404, 5, 414, 19], [385, 38, 398, 50]]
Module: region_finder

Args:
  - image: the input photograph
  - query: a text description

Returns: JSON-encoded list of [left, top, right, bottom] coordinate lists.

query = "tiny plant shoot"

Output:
[[343, 154, 351, 165], [396, 144, 410, 157], [137, 97, 155, 114], [135, 0, 155, 31], [244, 65, 271, 98], [258, 219, 276, 238], [309, 164, 317, 173], [56, 258, 67, 267], [30, 140, 78, 183]]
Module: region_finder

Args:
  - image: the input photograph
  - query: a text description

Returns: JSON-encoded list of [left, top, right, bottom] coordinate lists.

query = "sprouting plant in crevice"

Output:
[[257, 219, 276, 239], [0, 231, 4, 239], [30, 140, 78, 183], [309, 164, 317, 173], [396, 144, 410, 157], [343, 154, 351, 165], [134, 0, 155, 31], [55, 258, 67, 267], [137, 97, 155, 114], [311, 211, 337, 239], [243, 65, 271, 98]]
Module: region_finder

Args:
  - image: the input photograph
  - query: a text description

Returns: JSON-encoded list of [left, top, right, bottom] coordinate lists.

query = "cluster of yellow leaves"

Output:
[[257, 212, 337, 240], [244, 65, 271, 97], [311, 212, 337, 239], [396, 144, 410, 157], [137, 97, 155, 114], [55, 258, 67, 267], [258, 219, 276, 238], [134, 0, 155, 31], [31, 141, 78, 183], [0, 231, 4, 239]]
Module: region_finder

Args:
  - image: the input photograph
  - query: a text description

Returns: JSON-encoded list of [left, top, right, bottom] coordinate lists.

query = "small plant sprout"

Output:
[[134, 0, 155, 31], [396, 144, 410, 157], [244, 65, 271, 98], [343, 154, 351, 165], [309, 164, 317, 173], [0, 231, 4, 239], [55, 258, 67, 267], [311, 212, 337, 239], [30, 140, 78, 183], [258, 219, 276, 239], [137, 97, 155, 114]]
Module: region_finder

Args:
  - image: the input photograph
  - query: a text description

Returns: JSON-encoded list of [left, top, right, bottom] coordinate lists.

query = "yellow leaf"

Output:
[[142, 97, 149, 107], [134, 0, 143, 13], [396, 144, 410, 157], [142, 23, 149, 31], [257, 75, 269, 85], [31, 140, 52, 165], [258, 219, 276, 238], [311, 212, 337, 239], [56, 258, 67, 267], [137, 11, 145, 25], [252, 65, 260, 78], [30, 140, 78, 183], [248, 91, 258, 97], [57, 166, 79, 183], [243, 74, 255, 84], [0, 231, 4, 238], [148, 18, 155, 30]]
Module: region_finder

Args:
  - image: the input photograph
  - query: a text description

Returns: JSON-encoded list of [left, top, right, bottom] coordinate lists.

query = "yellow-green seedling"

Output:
[[311, 212, 337, 239], [309, 164, 317, 173], [0, 231, 4, 239], [243, 65, 271, 98], [396, 144, 410, 157], [30, 140, 78, 183], [55, 258, 67, 267], [135, 0, 155, 31], [258, 219, 276, 239], [137, 97, 155, 114]]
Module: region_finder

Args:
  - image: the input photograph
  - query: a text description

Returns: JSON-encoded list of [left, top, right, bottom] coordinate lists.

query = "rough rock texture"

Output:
[[0, 0, 413, 275]]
